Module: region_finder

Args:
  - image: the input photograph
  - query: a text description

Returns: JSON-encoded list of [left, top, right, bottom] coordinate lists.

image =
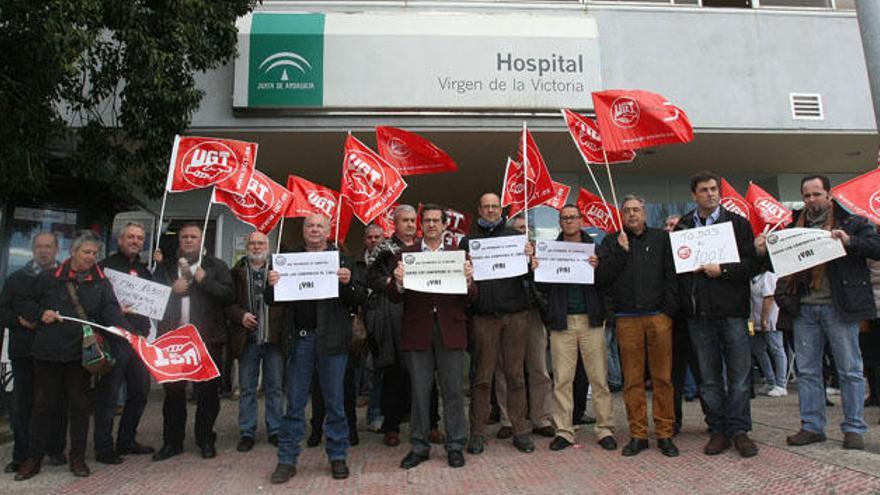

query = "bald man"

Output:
[[226, 231, 285, 452]]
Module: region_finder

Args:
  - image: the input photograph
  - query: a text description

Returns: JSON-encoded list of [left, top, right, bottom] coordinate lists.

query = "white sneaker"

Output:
[[367, 417, 384, 432], [826, 387, 841, 396], [767, 386, 788, 397]]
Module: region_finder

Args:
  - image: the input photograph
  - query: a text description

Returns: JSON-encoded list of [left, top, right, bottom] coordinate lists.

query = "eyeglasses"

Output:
[[560, 215, 580, 222]]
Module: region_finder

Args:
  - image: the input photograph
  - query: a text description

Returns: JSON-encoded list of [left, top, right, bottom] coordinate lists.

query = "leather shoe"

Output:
[[448, 450, 465, 468], [466, 435, 484, 455], [512, 435, 534, 453], [400, 451, 429, 469], [330, 459, 349, 479], [270, 463, 296, 484], [383, 431, 400, 447], [237, 436, 255, 452], [307, 430, 322, 448], [200, 443, 217, 459], [657, 438, 680, 457], [496, 426, 513, 439], [533, 426, 555, 438], [5, 461, 21, 474], [268, 434, 278, 446], [117, 442, 154, 455], [549, 436, 572, 451], [69, 458, 90, 477], [621, 438, 649, 457], [732, 433, 758, 458], [704, 432, 731, 455], [95, 451, 124, 465], [786, 429, 826, 446], [152, 444, 182, 461], [14, 459, 40, 481], [844, 432, 865, 450], [47, 453, 67, 466], [598, 436, 618, 451]]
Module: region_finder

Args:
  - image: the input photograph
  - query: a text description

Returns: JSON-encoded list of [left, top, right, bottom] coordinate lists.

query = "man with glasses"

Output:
[[597, 196, 679, 457]]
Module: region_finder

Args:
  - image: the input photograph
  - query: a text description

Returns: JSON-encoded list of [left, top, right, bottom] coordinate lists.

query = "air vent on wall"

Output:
[[790, 93, 824, 120]]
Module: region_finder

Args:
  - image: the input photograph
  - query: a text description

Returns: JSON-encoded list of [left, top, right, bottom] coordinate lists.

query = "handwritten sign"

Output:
[[534, 240, 594, 284], [403, 250, 467, 294], [272, 251, 340, 301], [104, 268, 172, 320], [669, 222, 740, 274], [767, 227, 846, 278], [469, 235, 528, 281]]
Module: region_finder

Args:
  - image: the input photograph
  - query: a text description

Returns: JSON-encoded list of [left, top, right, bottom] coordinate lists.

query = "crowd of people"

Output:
[[1, 171, 878, 485]]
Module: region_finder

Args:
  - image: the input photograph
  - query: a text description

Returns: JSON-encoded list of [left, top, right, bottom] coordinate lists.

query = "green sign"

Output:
[[248, 13, 324, 107]]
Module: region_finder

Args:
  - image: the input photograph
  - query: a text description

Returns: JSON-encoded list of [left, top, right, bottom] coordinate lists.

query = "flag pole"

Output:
[[766, 217, 787, 234], [198, 187, 214, 267], [602, 149, 624, 231], [561, 110, 617, 229], [151, 135, 181, 272], [275, 218, 285, 253], [334, 196, 343, 248], [522, 121, 529, 238]]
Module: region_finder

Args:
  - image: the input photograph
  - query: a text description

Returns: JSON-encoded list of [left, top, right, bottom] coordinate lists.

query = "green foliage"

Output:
[[0, 0, 258, 200]]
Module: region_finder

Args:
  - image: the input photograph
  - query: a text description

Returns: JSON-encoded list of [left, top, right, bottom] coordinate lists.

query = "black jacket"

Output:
[[154, 254, 234, 344], [775, 206, 880, 322], [266, 246, 367, 356], [538, 231, 605, 331], [19, 260, 130, 363], [597, 227, 678, 317], [225, 257, 284, 359], [675, 206, 758, 319], [363, 236, 408, 367], [0, 260, 53, 359], [460, 222, 529, 316], [99, 252, 153, 336]]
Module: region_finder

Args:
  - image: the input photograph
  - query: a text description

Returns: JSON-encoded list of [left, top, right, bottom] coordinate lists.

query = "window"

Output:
[[758, 0, 831, 8]]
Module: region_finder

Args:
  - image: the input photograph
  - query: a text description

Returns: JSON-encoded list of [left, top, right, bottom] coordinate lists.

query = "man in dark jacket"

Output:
[[93, 222, 155, 464], [675, 171, 759, 458], [226, 231, 284, 452], [390, 204, 476, 470], [537, 205, 617, 453], [461, 192, 535, 454], [0, 232, 65, 473], [756, 175, 880, 450], [597, 195, 679, 457], [267, 214, 366, 484], [152, 222, 233, 461], [16, 231, 131, 480]]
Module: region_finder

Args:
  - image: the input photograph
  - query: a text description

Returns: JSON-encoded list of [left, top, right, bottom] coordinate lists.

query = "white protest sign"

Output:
[[403, 250, 467, 294], [272, 251, 340, 301], [766, 228, 846, 278], [669, 222, 741, 274], [534, 240, 594, 284], [104, 268, 172, 320], [469, 235, 528, 281]]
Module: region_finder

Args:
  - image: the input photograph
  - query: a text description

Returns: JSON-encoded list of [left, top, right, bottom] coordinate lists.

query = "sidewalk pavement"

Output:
[[1, 389, 879, 494]]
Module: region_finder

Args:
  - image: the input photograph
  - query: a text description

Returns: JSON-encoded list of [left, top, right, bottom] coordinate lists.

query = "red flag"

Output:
[[285, 175, 353, 243], [832, 168, 880, 226], [746, 182, 792, 234], [213, 171, 291, 234], [591, 90, 693, 152], [340, 134, 408, 225], [502, 155, 556, 218], [166, 135, 257, 195], [545, 181, 572, 211], [107, 325, 220, 383], [373, 204, 399, 239], [577, 188, 620, 233], [561, 109, 636, 164], [513, 128, 556, 204], [720, 178, 751, 221], [376, 126, 458, 176], [415, 204, 472, 247]]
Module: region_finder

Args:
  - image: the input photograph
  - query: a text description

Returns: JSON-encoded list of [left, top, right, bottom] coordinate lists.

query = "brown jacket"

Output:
[[225, 257, 284, 359]]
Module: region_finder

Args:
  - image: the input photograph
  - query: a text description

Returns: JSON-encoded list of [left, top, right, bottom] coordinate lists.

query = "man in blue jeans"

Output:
[[266, 214, 366, 483], [756, 174, 880, 450], [226, 231, 284, 452], [675, 172, 759, 458]]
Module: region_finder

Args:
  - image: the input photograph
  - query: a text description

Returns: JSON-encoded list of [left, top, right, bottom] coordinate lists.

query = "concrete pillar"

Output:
[[856, 0, 880, 132]]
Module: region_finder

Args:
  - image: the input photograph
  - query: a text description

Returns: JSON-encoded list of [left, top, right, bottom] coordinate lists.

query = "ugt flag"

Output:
[[415, 204, 472, 248], [376, 126, 458, 176], [105, 324, 220, 383], [577, 188, 620, 233], [340, 134, 408, 225], [561, 109, 636, 164], [746, 182, 792, 234], [502, 158, 556, 218], [286, 175, 354, 243], [591, 90, 693, 152], [720, 178, 751, 221], [167, 135, 257, 195], [832, 168, 880, 226], [213, 171, 291, 234], [545, 181, 572, 211]]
